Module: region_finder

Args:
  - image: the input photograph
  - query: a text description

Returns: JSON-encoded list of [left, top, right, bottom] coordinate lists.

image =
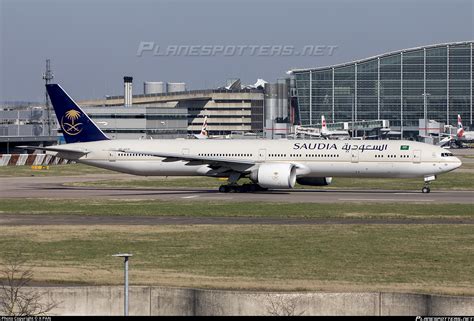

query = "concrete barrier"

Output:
[[380, 292, 430, 315], [27, 286, 474, 316], [0, 154, 11, 166], [0, 154, 72, 166]]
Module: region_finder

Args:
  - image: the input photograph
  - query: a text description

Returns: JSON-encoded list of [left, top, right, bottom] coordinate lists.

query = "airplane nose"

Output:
[[453, 157, 462, 169]]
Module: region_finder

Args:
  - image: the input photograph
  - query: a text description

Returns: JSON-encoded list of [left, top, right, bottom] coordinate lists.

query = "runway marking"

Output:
[[339, 198, 434, 202], [181, 195, 199, 199], [395, 193, 423, 195], [203, 196, 235, 200]]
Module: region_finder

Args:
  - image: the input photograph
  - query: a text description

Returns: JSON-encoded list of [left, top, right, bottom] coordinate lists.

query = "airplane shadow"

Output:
[[42, 184, 427, 196]]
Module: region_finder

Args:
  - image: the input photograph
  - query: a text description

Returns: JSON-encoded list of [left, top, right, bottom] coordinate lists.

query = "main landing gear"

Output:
[[218, 171, 268, 193], [421, 175, 436, 193], [218, 184, 267, 193]]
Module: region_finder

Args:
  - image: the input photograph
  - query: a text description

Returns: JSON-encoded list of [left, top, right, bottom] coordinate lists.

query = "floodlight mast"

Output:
[[113, 253, 133, 316]]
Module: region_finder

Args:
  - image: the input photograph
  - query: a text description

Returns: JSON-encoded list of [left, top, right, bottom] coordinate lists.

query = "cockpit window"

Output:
[[441, 152, 454, 157]]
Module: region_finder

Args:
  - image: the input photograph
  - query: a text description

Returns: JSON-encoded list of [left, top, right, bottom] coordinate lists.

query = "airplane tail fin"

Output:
[[321, 115, 328, 134], [46, 84, 109, 144], [457, 114, 465, 138], [200, 116, 208, 137]]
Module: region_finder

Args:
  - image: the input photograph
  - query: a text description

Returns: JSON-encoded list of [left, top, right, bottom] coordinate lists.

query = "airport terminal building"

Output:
[[79, 87, 265, 139], [290, 41, 473, 137], [2, 41, 473, 152]]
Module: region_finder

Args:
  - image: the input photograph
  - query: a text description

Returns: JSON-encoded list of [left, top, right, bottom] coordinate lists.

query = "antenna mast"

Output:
[[42, 59, 54, 136]]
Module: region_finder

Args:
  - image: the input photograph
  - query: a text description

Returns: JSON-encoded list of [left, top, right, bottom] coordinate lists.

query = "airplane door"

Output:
[[351, 149, 359, 163], [182, 148, 190, 156], [258, 149, 267, 161], [413, 150, 421, 163], [108, 151, 117, 162]]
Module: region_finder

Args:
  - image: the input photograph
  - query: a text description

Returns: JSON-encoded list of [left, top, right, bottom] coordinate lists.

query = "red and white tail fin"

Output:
[[457, 114, 465, 138], [200, 116, 208, 137], [321, 115, 328, 134]]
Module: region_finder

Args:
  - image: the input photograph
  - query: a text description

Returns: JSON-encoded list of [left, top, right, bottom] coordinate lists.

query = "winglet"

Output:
[[46, 84, 109, 143]]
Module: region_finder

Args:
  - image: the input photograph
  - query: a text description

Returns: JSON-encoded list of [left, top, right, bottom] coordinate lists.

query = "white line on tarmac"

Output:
[[203, 197, 234, 200], [181, 195, 199, 199], [339, 198, 434, 202], [395, 193, 422, 195]]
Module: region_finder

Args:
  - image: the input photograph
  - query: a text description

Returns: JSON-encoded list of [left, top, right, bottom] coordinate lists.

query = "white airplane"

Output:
[[456, 114, 474, 142], [193, 116, 209, 139], [437, 134, 455, 148], [20, 84, 462, 194], [295, 116, 349, 139], [437, 115, 474, 148], [320, 115, 350, 139]]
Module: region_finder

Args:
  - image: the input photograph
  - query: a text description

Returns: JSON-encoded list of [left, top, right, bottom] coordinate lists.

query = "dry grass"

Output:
[[1, 224, 472, 296], [1, 198, 472, 219]]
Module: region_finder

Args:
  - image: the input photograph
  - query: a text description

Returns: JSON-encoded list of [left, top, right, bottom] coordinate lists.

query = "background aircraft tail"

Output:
[[321, 115, 328, 134], [457, 114, 465, 138], [46, 84, 109, 143], [200, 116, 208, 137]]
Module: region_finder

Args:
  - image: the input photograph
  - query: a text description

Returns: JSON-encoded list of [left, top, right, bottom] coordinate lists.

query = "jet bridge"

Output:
[[294, 119, 391, 138]]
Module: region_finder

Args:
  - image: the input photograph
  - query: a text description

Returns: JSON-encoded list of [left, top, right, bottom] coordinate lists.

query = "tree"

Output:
[[264, 293, 306, 316], [0, 255, 57, 316]]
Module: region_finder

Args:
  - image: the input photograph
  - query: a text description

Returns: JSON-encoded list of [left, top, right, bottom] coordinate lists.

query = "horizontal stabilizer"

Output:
[[17, 146, 89, 158]]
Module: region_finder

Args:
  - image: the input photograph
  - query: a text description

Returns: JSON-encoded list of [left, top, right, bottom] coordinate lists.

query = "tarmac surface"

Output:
[[1, 172, 473, 226], [1, 175, 473, 204]]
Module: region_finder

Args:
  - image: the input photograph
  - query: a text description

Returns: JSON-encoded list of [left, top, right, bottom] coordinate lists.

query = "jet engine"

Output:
[[296, 177, 333, 186], [250, 163, 296, 189]]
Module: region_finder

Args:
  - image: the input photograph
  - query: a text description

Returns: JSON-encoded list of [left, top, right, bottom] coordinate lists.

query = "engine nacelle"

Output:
[[250, 163, 296, 189], [296, 177, 333, 186]]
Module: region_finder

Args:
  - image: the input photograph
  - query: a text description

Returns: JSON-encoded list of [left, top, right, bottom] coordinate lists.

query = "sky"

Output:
[[0, 0, 473, 102]]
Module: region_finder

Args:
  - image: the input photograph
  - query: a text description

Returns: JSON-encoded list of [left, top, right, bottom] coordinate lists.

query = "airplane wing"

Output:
[[193, 134, 208, 139], [437, 136, 454, 147], [17, 146, 89, 158], [111, 148, 256, 172]]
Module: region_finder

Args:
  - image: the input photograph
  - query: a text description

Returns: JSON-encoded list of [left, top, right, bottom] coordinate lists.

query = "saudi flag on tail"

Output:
[[400, 145, 409, 151]]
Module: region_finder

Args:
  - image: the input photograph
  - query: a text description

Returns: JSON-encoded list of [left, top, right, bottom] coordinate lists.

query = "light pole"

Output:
[[422, 93, 431, 136], [351, 93, 356, 137], [113, 253, 133, 316]]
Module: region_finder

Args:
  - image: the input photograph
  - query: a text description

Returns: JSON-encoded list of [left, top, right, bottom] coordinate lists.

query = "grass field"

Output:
[[0, 224, 472, 295], [0, 199, 473, 220], [1, 198, 472, 294], [0, 163, 113, 177], [0, 161, 473, 295]]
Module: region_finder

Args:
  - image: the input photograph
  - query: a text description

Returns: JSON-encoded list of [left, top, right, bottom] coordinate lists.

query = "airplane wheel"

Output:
[[422, 187, 430, 194], [219, 185, 229, 193], [241, 184, 256, 193], [247, 184, 257, 192]]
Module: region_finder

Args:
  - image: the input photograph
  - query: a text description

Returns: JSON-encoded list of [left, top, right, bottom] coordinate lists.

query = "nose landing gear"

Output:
[[422, 175, 436, 193]]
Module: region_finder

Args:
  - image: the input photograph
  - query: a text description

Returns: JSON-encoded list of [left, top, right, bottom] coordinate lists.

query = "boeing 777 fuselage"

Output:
[[21, 84, 462, 194]]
